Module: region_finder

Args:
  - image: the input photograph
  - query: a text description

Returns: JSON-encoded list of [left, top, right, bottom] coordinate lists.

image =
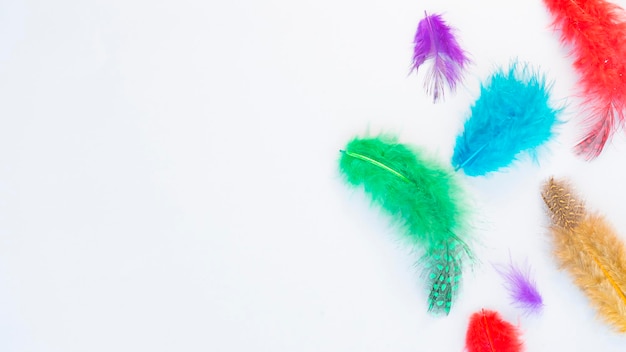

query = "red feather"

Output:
[[544, 0, 626, 159], [465, 309, 523, 352]]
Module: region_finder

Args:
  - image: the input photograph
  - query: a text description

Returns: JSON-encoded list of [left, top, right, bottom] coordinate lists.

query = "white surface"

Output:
[[1, 0, 626, 350]]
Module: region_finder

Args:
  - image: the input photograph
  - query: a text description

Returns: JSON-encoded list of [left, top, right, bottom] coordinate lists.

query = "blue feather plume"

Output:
[[452, 62, 561, 176]]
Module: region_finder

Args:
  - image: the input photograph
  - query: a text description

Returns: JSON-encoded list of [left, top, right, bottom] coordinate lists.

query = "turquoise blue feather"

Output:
[[452, 63, 560, 176]]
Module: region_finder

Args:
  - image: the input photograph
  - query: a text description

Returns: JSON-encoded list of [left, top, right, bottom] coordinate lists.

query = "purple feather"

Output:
[[411, 12, 470, 102], [495, 259, 544, 315]]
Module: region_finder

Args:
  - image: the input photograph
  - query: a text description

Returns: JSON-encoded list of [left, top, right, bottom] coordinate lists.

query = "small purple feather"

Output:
[[411, 12, 470, 102], [495, 259, 544, 315]]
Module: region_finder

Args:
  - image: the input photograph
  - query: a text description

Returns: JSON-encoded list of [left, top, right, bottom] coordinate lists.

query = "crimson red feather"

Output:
[[544, 0, 626, 159], [465, 309, 523, 352]]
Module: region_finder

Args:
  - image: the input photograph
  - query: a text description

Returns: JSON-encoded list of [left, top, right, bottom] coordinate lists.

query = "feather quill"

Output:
[[465, 309, 524, 352], [451, 62, 560, 176], [541, 177, 626, 332], [411, 12, 470, 102], [543, 0, 626, 159], [495, 259, 543, 315], [338, 135, 472, 314]]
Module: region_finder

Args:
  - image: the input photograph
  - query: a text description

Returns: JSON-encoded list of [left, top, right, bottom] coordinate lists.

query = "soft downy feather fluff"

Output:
[[338, 135, 472, 314], [543, 0, 626, 159], [411, 12, 470, 103], [465, 309, 524, 352], [541, 178, 626, 332], [452, 62, 560, 176], [495, 259, 544, 315]]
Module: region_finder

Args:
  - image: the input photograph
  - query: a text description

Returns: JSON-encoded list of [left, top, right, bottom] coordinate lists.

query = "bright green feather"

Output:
[[339, 135, 471, 314]]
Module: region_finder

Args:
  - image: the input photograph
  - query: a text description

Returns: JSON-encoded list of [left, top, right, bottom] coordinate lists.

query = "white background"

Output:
[[1, 0, 626, 350]]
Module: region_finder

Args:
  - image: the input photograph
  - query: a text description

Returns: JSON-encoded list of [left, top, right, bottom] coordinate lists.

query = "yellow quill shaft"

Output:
[[542, 178, 626, 333]]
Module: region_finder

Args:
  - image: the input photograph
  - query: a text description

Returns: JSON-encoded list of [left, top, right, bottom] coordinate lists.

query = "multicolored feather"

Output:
[[338, 135, 472, 314], [541, 177, 626, 332], [411, 12, 470, 102], [465, 309, 524, 352], [543, 0, 626, 159], [452, 62, 560, 176], [495, 259, 543, 315]]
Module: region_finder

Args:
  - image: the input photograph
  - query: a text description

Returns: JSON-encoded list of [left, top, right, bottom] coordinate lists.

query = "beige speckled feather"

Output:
[[542, 178, 626, 333]]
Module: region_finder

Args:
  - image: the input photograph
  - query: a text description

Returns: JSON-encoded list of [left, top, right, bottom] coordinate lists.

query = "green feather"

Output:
[[423, 240, 465, 314], [339, 135, 471, 314]]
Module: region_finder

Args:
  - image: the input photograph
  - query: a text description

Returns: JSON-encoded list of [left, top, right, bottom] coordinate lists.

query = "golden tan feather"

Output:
[[542, 178, 626, 333]]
